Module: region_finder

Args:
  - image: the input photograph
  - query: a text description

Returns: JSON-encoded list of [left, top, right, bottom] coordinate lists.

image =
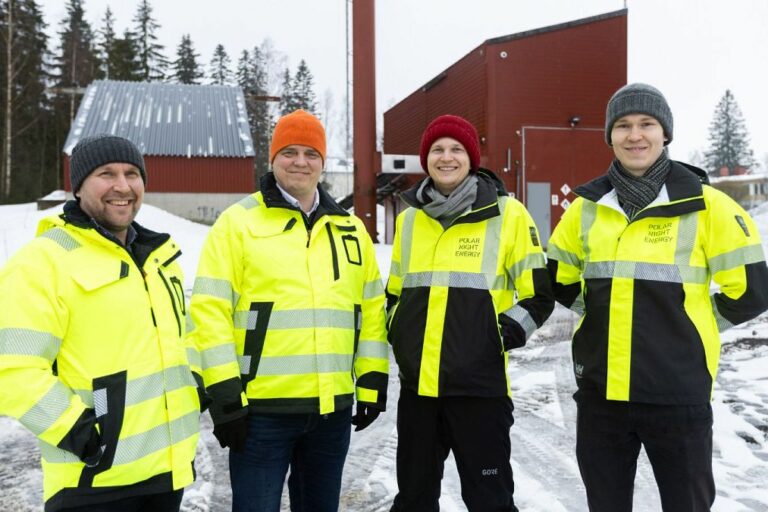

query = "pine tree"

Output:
[[279, 67, 298, 115], [703, 89, 756, 176], [292, 59, 318, 114], [95, 6, 114, 78], [208, 44, 232, 85], [132, 0, 167, 81], [172, 34, 202, 84], [236, 47, 272, 181], [109, 29, 141, 81], [96, 9, 140, 81], [1, 0, 56, 202], [52, 0, 100, 189]]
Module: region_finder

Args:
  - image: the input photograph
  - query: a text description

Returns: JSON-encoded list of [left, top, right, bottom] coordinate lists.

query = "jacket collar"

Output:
[[401, 168, 507, 225], [259, 172, 349, 218], [575, 161, 709, 220], [57, 200, 174, 267]]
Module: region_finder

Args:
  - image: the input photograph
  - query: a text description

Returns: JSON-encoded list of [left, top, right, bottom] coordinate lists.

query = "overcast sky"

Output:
[[39, 0, 768, 168]]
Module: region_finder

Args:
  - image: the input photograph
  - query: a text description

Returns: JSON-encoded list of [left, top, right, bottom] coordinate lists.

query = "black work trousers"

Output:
[[390, 387, 518, 512], [575, 392, 715, 512]]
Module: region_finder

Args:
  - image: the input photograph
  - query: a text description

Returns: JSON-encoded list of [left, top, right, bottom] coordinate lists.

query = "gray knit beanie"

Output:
[[70, 135, 146, 193], [605, 83, 673, 146]]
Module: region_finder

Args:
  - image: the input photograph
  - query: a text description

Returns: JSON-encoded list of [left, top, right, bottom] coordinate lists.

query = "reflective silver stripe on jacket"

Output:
[[711, 295, 734, 332], [233, 308, 356, 330], [363, 279, 385, 299], [192, 277, 239, 307], [507, 253, 547, 282], [237, 195, 260, 210], [0, 328, 61, 361], [708, 244, 766, 274], [580, 201, 598, 262], [356, 340, 389, 359], [481, 199, 505, 288], [238, 353, 354, 376], [583, 261, 708, 284], [397, 208, 418, 277], [20, 381, 73, 435], [40, 228, 80, 251], [72, 365, 198, 408], [502, 305, 538, 341], [186, 347, 202, 369], [547, 243, 583, 270], [200, 343, 238, 370], [41, 410, 199, 465]]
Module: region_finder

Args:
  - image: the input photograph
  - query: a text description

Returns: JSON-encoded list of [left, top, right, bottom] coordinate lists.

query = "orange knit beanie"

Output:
[[269, 109, 326, 163]]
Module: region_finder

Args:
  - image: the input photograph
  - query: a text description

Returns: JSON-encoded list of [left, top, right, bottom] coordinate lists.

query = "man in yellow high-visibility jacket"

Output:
[[0, 135, 202, 512], [188, 109, 389, 512], [548, 83, 768, 512]]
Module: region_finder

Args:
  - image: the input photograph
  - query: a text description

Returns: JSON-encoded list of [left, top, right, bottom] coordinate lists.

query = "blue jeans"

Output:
[[229, 407, 352, 512]]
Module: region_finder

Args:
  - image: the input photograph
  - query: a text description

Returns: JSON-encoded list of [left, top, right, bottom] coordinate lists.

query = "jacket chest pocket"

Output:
[[325, 223, 363, 282]]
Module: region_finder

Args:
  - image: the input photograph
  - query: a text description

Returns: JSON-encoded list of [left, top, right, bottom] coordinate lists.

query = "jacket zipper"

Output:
[[158, 268, 182, 337], [325, 223, 340, 280]]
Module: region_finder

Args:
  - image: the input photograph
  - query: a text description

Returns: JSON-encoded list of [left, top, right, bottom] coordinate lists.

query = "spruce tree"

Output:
[[292, 59, 318, 114], [53, 0, 100, 189], [208, 44, 232, 85], [0, 0, 55, 202], [172, 34, 202, 84], [132, 0, 167, 81], [279, 67, 298, 115], [109, 29, 141, 81], [96, 6, 114, 79], [236, 48, 272, 182], [703, 89, 756, 176]]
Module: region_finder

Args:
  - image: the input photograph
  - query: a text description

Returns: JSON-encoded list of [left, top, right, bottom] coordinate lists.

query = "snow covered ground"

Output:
[[1, 201, 767, 511]]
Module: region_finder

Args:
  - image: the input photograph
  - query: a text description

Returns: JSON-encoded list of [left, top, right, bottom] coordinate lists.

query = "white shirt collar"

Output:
[[275, 180, 320, 215]]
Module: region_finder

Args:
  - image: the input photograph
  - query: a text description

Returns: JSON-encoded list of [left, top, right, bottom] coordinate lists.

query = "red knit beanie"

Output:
[[419, 114, 481, 171]]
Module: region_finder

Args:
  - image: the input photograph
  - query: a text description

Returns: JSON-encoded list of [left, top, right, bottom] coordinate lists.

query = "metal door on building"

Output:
[[526, 182, 551, 246], [520, 126, 612, 248]]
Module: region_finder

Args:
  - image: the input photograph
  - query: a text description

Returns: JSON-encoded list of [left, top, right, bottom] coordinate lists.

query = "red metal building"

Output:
[[383, 9, 627, 245]]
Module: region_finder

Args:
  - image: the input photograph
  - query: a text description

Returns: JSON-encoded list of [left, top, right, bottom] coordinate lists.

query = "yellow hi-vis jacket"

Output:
[[188, 173, 389, 425], [386, 170, 554, 397], [547, 162, 768, 404], [0, 202, 201, 511]]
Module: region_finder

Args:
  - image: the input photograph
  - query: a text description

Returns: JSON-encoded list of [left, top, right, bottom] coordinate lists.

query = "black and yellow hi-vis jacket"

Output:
[[0, 202, 201, 511], [386, 170, 554, 398], [188, 173, 389, 424], [548, 161, 768, 405]]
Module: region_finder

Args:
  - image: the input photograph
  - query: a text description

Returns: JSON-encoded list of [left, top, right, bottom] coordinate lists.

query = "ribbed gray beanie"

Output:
[[605, 83, 673, 145], [70, 135, 146, 193]]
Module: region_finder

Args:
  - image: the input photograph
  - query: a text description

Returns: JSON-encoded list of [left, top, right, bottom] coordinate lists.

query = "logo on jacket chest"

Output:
[[643, 222, 674, 245], [455, 237, 481, 258]]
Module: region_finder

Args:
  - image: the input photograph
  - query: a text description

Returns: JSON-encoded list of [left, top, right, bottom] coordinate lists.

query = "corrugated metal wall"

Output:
[[486, 11, 627, 192], [383, 10, 627, 196], [383, 47, 486, 159], [63, 156, 255, 193]]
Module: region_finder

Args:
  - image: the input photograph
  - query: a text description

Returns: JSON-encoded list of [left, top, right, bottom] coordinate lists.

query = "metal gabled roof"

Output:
[[63, 80, 255, 158]]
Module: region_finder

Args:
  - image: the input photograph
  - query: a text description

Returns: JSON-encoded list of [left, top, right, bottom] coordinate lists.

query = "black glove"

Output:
[[79, 426, 103, 467], [351, 403, 381, 432], [498, 314, 526, 351], [212, 414, 248, 452]]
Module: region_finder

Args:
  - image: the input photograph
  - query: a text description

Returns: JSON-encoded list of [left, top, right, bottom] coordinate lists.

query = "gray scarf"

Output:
[[414, 174, 479, 228], [607, 152, 671, 220]]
